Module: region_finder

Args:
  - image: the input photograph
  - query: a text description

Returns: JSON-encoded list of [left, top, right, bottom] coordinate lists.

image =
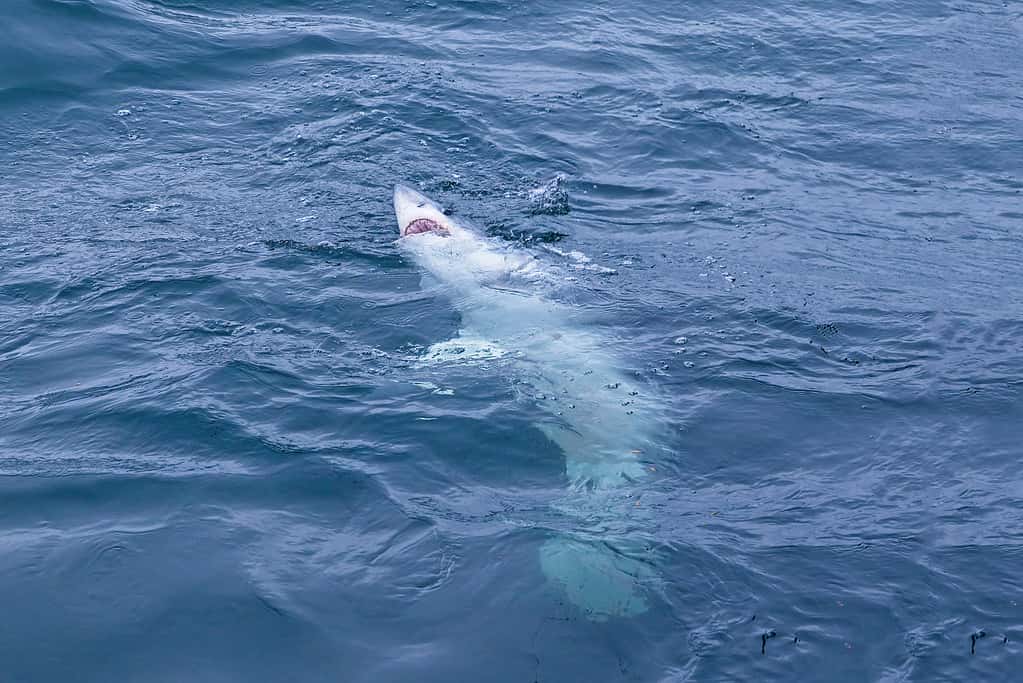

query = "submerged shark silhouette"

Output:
[[393, 183, 660, 619]]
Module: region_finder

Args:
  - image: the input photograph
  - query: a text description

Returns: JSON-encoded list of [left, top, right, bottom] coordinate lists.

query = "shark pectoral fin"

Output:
[[539, 536, 652, 621], [565, 457, 647, 491], [537, 422, 648, 489]]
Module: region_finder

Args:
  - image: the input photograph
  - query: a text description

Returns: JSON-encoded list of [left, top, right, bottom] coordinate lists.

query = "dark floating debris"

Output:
[[528, 175, 570, 216], [971, 630, 986, 655], [761, 630, 776, 655]]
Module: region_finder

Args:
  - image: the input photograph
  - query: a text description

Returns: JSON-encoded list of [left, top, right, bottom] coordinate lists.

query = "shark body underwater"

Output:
[[393, 183, 661, 620]]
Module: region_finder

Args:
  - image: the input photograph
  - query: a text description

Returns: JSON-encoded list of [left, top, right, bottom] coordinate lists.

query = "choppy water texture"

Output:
[[2, 0, 1023, 680]]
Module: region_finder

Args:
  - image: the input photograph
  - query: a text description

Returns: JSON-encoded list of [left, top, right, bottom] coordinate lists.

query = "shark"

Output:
[[392, 183, 660, 619]]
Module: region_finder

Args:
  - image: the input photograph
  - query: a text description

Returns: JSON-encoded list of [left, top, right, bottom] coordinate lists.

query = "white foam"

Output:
[[419, 336, 509, 364]]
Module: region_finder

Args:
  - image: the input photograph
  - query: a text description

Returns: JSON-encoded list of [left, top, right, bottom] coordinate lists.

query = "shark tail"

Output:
[[539, 534, 654, 621]]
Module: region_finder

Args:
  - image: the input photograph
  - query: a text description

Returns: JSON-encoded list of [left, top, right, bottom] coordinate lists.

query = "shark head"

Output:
[[393, 183, 540, 291], [393, 184, 455, 238]]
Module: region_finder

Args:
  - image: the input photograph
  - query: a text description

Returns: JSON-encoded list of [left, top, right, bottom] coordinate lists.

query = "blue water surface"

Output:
[[2, 0, 1023, 680]]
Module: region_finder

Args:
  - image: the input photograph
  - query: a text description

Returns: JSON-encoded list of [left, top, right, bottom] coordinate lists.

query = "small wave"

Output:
[[527, 175, 570, 216], [262, 239, 345, 257], [485, 221, 568, 245], [543, 245, 618, 275]]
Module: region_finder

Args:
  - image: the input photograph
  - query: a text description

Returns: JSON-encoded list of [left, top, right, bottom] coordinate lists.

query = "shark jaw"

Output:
[[402, 217, 450, 238], [393, 183, 457, 239]]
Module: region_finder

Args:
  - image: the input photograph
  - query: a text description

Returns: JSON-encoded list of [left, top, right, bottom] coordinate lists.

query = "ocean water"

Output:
[[2, 0, 1023, 680]]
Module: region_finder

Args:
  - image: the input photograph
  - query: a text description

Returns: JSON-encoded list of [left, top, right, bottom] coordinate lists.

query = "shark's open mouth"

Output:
[[402, 218, 449, 238]]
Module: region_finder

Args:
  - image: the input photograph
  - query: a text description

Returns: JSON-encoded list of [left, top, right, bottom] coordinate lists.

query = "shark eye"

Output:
[[416, 202, 426, 207]]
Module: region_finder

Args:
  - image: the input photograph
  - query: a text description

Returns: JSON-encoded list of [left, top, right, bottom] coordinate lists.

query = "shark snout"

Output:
[[393, 184, 426, 210]]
